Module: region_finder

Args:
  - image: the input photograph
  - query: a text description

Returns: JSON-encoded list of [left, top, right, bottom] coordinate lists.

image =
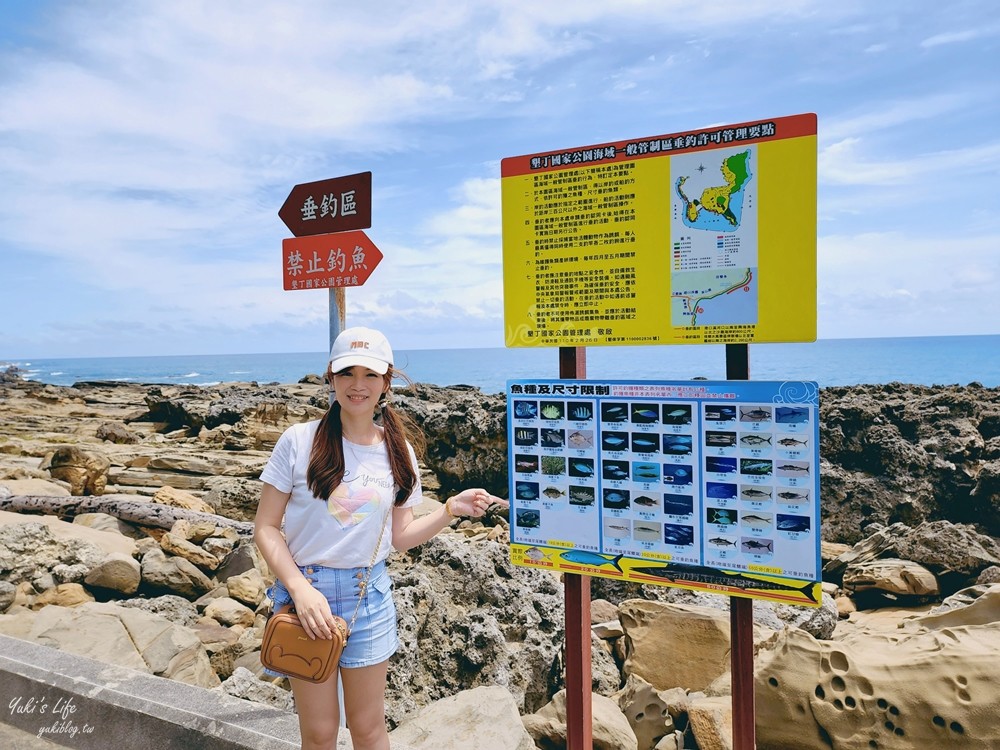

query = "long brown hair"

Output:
[[306, 367, 424, 505]]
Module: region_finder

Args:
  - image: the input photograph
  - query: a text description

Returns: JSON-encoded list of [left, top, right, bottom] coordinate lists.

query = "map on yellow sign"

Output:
[[501, 114, 816, 347]]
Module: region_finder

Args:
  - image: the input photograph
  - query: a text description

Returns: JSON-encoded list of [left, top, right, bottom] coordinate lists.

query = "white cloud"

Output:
[[921, 24, 1000, 48]]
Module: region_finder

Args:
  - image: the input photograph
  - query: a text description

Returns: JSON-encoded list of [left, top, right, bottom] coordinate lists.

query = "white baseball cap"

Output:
[[328, 326, 394, 375]]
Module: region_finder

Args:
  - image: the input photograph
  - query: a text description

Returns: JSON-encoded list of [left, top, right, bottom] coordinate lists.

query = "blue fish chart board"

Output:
[[506, 379, 822, 606]]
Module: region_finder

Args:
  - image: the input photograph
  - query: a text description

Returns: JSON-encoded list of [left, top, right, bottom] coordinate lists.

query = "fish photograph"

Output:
[[777, 489, 810, 503], [740, 486, 773, 500], [568, 458, 595, 478], [630, 405, 660, 425], [603, 460, 630, 480], [739, 433, 773, 448], [601, 431, 629, 452], [741, 512, 773, 527], [567, 430, 594, 449], [514, 454, 539, 473], [540, 402, 564, 420], [569, 486, 596, 505], [540, 428, 565, 448], [777, 435, 809, 448], [567, 402, 593, 421], [602, 488, 630, 510], [662, 494, 694, 516], [662, 405, 692, 425], [603, 520, 631, 539], [705, 456, 737, 474], [662, 434, 693, 455], [777, 514, 811, 533], [662, 523, 694, 546], [739, 406, 773, 422], [704, 404, 736, 422], [630, 434, 659, 453], [632, 521, 661, 542], [776, 461, 811, 476], [708, 536, 738, 548], [632, 494, 658, 508], [775, 406, 810, 424], [741, 538, 774, 553], [513, 400, 538, 419], [706, 481, 737, 500], [601, 403, 628, 423], [661, 464, 692, 485], [706, 507, 737, 526], [740, 458, 774, 477], [515, 508, 541, 528], [542, 486, 567, 500], [515, 481, 539, 501], [513, 427, 538, 446], [705, 431, 737, 447]]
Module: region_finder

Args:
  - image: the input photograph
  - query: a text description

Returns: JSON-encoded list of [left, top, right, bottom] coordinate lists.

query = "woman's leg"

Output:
[[340, 660, 390, 750], [290, 673, 342, 750]]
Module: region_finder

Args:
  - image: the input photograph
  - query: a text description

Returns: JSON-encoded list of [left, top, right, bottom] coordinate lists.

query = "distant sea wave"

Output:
[[3, 335, 999, 393]]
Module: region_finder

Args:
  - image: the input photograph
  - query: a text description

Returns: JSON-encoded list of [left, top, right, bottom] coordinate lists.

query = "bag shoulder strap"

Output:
[[346, 504, 392, 635]]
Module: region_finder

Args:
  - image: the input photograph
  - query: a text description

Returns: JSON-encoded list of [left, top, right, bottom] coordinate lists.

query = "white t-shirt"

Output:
[[259, 420, 422, 568]]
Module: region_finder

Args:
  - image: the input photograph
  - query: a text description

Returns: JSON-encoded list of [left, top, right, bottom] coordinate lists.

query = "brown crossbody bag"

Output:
[[260, 508, 390, 683]]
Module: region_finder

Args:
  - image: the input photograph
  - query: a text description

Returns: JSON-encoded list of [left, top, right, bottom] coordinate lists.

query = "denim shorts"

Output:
[[264, 560, 399, 675]]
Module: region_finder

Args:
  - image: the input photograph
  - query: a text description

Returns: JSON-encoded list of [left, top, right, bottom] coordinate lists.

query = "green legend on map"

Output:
[[501, 113, 817, 347]]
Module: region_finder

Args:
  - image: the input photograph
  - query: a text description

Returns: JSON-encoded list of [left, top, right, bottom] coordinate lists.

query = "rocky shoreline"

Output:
[[1, 370, 999, 749]]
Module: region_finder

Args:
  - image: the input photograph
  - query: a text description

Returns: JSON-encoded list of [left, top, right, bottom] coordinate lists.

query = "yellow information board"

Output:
[[501, 113, 817, 347]]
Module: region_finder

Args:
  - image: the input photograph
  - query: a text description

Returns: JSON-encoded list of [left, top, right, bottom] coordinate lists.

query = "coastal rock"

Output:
[[216, 666, 295, 712], [153, 485, 217, 514], [390, 685, 536, 750], [614, 674, 681, 750], [385, 532, 563, 725], [522, 689, 637, 750], [42, 445, 111, 496], [140, 546, 215, 598], [755, 624, 1000, 749], [83, 551, 141, 594], [96, 420, 142, 444], [393, 383, 508, 498], [820, 383, 1000, 542], [117, 594, 200, 627], [893, 521, 1000, 578], [0, 519, 112, 585], [619, 599, 762, 693], [842, 558, 939, 598], [686, 695, 733, 750]]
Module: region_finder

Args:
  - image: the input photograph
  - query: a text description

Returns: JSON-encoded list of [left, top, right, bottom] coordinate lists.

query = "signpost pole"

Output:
[[726, 343, 755, 750], [559, 346, 592, 750], [329, 288, 346, 356]]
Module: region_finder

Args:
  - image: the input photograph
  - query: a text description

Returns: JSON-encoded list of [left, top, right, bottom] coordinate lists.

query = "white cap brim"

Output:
[[329, 353, 390, 375]]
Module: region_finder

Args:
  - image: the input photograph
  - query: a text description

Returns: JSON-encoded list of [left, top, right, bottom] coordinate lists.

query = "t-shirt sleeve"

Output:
[[259, 426, 297, 493], [401, 442, 423, 509]]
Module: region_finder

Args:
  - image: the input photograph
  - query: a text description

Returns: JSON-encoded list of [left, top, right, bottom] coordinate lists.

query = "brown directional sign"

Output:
[[279, 171, 372, 237], [281, 230, 383, 291]]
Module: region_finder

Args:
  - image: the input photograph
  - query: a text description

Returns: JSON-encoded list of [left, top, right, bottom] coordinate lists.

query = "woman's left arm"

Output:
[[391, 488, 506, 551]]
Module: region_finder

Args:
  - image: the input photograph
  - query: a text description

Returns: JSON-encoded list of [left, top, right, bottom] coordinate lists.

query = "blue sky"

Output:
[[1, 1, 998, 358]]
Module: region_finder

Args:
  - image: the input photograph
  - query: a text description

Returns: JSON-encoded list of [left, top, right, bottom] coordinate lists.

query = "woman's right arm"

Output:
[[253, 482, 339, 640]]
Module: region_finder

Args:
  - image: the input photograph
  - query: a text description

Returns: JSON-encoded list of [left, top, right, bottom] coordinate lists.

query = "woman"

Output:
[[254, 326, 503, 750]]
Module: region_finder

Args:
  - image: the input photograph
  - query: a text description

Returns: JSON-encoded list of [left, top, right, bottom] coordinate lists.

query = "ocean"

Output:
[[3, 335, 998, 394]]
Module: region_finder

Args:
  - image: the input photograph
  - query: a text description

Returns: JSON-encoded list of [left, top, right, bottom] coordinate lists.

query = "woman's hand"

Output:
[[446, 487, 507, 518], [287, 583, 338, 640]]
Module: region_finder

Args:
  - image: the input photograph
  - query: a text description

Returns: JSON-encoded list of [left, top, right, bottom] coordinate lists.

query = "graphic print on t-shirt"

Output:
[[327, 483, 383, 527]]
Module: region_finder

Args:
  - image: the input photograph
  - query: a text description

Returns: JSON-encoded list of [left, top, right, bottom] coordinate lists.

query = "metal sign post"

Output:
[[559, 346, 592, 750], [726, 343, 755, 750]]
